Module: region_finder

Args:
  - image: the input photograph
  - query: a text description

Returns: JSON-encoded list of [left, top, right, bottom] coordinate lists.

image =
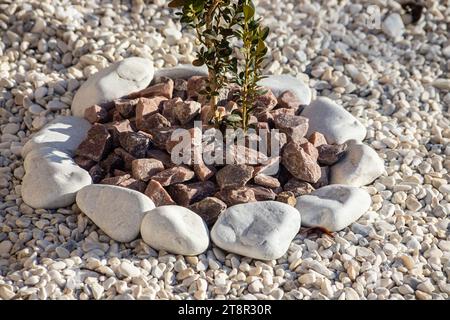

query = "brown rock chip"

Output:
[[174, 100, 201, 125], [74, 156, 96, 171], [100, 153, 124, 173], [216, 164, 254, 190], [278, 90, 301, 110], [161, 97, 182, 124], [114, 98, 139, 119], [84, 104, 109, 123], [189, 197, 227, 227], [135, 96, 167, 132], [119, 178, 147, 193], [282, 140, 321, 183], [187, 76, 207, 99], [248, 185, 277, 201], [254, 174, 281, 188], [101, 175, 146, 192], [308, 131, 327, 147], [118, 131, 150, 158], [146, 149, 175, 168], [145, 180, 176, 206], [300, 141, 319, 161], [131, 158, 165, 181], [149, 126, 179, 150], [193, 150, 216, 181], [253, 87, 278, 112], [76, 123, 112, 162], [283, 178, 315, 197], [143, 113, 172, 131], [273, 113, 309, 142], [215, 187, 256, 206], [106, 119, 133, 146], [317, 143, 347, 165], [114, 147, 136, 171], [168, 181, 216, 206], [128, 78, 174, 99], [151, 166, 195, 186], [100, 174, 131, 186]]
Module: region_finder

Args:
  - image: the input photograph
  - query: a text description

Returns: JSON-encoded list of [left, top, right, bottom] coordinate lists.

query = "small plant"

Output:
[[169, 0, 239, 124], [169, 0, 269, 131], [231, 0, 268, 131]]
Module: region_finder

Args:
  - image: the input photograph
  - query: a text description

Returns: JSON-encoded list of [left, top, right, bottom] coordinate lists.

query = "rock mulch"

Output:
[[19, 57, 383, 261]]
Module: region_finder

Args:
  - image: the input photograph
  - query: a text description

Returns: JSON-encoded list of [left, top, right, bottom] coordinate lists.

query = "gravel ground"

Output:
[[0, 0, 449, 300]]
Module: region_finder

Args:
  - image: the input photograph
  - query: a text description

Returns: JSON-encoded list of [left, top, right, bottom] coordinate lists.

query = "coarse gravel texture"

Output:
[[0, 0, 449, 300]]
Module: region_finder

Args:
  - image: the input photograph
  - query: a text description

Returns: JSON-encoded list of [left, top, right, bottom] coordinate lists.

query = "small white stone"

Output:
[[298, 272, 316, 285], [2, 123, 20, 135], [382, 13, 405, 39], [90, 282, 104, 300], [119, 261, 141, 278], [47, 100, 69, 111]]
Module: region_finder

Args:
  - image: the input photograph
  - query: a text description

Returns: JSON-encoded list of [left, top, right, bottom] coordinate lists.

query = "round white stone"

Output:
[[330, 140, 385, 186], [76, 184, 155, 242], [295, 184, 372, 231], [71, 57, 154, 117], [382, 13, 405, 40], [21, 116, 91, 158], [211, 201, 301, 260], [140, 205, 209, 256], [258, 74, 311, 105], [21, 147, 92, 209], [153, 64, 208, 82], [301, 97, 367, 144]]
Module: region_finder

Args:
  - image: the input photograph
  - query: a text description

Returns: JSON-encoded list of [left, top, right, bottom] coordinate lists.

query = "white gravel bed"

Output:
[[0, 0, 449, 300]]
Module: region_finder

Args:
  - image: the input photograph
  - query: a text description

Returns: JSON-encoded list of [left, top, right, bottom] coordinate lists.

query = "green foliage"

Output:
[[168, 0, 269, 130], [169, 0, 239, 124], [230, 0, 268, 131]]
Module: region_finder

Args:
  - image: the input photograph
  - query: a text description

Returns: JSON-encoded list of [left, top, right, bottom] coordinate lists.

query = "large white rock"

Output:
[[301, 97, 366, 144], [382, 13, 405, 40], [296, 184, 371, 231], [211, 201, 300, 260], [140, 205, 209, 255], [71, 57, 154, 117], [258, 74, 311, 105], [21, 147, 92, 209], [330, 140, 384, 186], [21, 116, 91, 158], [76, 184, 155, 242], [153, 64, 208, 82]]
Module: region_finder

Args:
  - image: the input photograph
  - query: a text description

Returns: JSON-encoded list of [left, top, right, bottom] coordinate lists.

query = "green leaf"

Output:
[[168, 0, 186, 8], [260, 26, 269, 40], [192, 0, 205, 11], [243, 4, 255, 22]]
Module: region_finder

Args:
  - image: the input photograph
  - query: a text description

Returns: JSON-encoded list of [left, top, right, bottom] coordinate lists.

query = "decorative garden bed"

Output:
[[20, 57, 384, 260]]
